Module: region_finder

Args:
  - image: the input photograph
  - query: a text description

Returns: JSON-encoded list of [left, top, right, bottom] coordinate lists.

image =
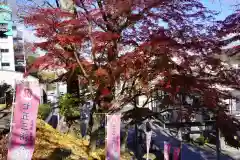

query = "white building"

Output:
[[13, 24, 25, 72], [0, 4, 15, 71], [0, 3, 47, 103], [0, 3, 26, 72]]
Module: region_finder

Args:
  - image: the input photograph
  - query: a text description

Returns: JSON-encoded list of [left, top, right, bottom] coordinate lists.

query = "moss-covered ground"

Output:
[[33, 119, 132, 160]]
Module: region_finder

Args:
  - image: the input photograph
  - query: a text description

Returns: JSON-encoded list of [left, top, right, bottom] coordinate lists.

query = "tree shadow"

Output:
[[127, 122, 234, 160], [46, 148, 72, 160], [0, 110, 10, 132], [0, 112, 10, 119]]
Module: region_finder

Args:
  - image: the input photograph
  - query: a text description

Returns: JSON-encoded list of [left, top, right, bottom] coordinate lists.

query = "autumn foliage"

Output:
[[24, 0, 240, 148], [219, 8, 240, 55]]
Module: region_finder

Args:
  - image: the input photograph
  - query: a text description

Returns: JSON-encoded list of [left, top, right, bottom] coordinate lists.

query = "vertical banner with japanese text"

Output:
[[7, 83, 40, 160], [164, 141, 171, 160], [106, 114, 121, 160], [145, 131, 152, 160], [173, 147, 180, 160]]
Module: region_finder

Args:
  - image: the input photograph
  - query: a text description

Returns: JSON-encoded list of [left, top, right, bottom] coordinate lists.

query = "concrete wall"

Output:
[[0, 35, 15, 70], [0, 70, 46, 102], [0, 70, 38, 86]]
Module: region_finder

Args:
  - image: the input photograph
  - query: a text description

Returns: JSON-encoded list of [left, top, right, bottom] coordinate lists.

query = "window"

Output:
[[1, 63, 10, 66], [14, 48, 22, 53], [0, 49, 9, 53], [0, 36, 7, 39], [0, 23, 8, 32]]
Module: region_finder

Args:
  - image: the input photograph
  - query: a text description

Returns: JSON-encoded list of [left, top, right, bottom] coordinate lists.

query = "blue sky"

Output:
[[10, 0, 239, 42], [11, 0, 238, 21], [201, 0, 239, 20], [11, 0, 238, 20]]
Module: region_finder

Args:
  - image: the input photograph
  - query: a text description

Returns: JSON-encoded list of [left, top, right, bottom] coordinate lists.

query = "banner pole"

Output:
[[8, 81, 41, 160], [9, 80, 16, 134], [105, 113, 107, 160]]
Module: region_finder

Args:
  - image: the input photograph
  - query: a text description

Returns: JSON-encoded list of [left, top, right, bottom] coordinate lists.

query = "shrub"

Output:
[[38, 104, 51, 120], [59, 94, 80, 119], [195, 135, 209, 146]]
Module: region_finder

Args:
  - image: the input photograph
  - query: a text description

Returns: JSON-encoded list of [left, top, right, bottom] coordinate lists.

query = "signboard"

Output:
[[7, 83, 40, 160], [106, 114, 121, 160], [173, 147, 180, 160], [164, 141, 171, 160], [146, 131, 152, 160]]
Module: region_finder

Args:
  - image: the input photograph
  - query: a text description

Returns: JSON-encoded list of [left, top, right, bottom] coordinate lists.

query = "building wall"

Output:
[[13, 24, 25, 72], [0, 4, 15, 71], [0, 35, 15, 70], [0, 70, 39, 86], [0, 70, 46, 102]]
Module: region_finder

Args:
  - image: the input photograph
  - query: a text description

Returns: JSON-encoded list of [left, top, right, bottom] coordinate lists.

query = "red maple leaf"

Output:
[[101, 88, 111, 96]]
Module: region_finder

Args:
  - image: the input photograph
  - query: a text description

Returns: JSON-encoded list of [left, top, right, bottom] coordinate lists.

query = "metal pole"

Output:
[[178, 128, 183, 160], [135, 121, 139, 159], [9, 80, 16, 134], [216, 122, 220, 160]]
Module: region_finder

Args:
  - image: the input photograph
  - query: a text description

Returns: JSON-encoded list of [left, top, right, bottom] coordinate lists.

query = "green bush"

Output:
[[38, 104, 51, 120], [59, 94, 80, 118], [195, 135, 209, 146]]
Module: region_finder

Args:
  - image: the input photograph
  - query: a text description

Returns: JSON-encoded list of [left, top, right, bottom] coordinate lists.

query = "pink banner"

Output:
[[8, 83, 40, 160], [164, 141, 171, 160], [173, 147, 180, 160], [146, 131, 152, 160], [106, 114, 121, 160]]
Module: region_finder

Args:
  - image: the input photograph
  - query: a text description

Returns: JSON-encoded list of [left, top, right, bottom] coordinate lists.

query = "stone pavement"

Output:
[[127, 122, 237, 160], [219, 144, 240, 160], [0, 108, 11, 132]]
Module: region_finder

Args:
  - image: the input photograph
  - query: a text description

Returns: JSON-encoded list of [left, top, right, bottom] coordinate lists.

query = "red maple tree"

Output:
[[24, 0, 240, 149], [219, 8, 240, 56], [217, 6, 240, 148]]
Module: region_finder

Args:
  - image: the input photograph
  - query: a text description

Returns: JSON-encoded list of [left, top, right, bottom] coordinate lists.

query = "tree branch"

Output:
[[96, 0, 114, 32], [78, 0, 107, 31], [55, 0, 60, 8]]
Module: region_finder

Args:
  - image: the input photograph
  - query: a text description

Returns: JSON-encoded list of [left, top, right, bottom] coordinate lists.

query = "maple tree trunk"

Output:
[[88, 111, 101, 151], [86, 101, 98, 150], [67, 76, 79, 98], [121, 128, 128, 152]]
